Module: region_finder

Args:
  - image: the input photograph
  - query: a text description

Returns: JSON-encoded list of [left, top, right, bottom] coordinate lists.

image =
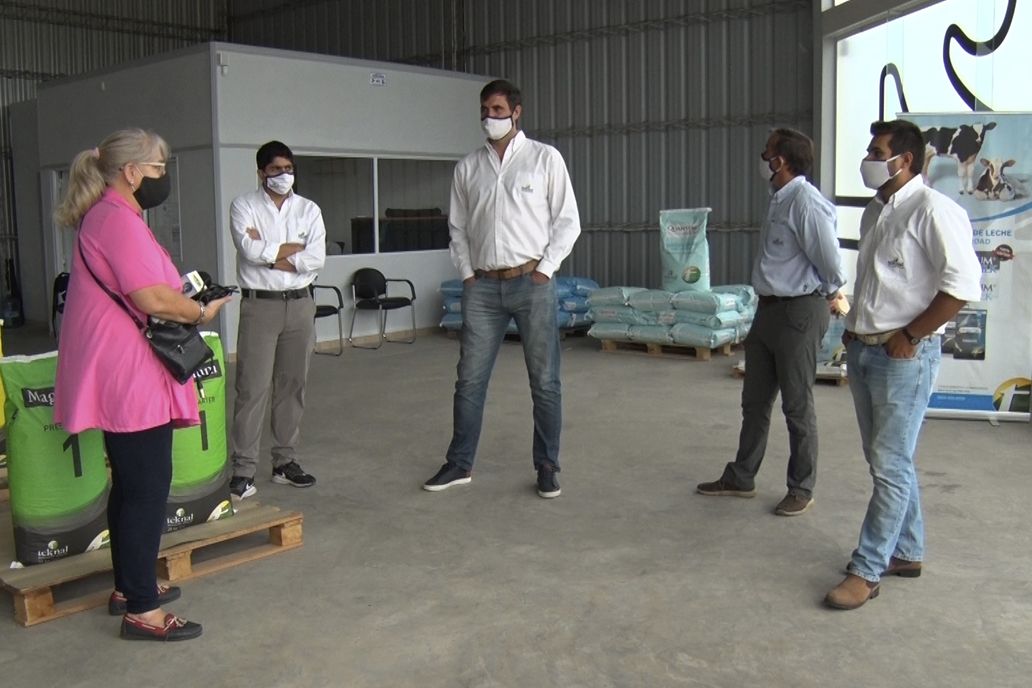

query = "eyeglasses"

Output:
[[120, 161, 167, 176]]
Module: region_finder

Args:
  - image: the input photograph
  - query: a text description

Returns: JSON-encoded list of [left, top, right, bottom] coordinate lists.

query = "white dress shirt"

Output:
[[846, 176, 981, 335], [230, 188, 326, 290], [449, 130, 582, 279]]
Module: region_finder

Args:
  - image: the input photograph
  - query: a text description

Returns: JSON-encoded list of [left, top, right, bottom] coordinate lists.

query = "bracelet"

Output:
[[193, 302, 207, 325]]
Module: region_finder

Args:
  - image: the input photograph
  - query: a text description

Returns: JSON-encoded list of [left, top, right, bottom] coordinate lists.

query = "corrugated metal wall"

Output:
[[0, 0, 226, 308], [229, 0, 814, 288], [3, 0, 814, 306]]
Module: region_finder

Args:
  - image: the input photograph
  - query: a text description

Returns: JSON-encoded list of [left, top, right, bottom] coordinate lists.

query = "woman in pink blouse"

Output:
[[53, 128, 232, 642]]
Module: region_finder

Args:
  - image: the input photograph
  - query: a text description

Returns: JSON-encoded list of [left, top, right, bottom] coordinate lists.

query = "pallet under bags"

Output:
[[166, 332, 233, 533], [0, 352, 110, 565], [659, 208, 712, 293]]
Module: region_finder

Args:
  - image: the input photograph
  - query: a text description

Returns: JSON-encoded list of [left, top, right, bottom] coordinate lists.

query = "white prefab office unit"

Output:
[[35, 42, 489, 354]]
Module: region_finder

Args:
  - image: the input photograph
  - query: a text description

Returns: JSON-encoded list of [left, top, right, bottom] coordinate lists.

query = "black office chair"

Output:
[[311, 284, 345, 356], [348, 268, 416, 349]]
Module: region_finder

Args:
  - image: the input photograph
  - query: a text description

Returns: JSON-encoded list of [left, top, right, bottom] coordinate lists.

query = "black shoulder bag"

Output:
[[77, 233, 213, 385]]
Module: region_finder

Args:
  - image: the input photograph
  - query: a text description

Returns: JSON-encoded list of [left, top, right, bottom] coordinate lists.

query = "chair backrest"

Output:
[[52, 271, 70, 339], [352, 268, 387, 300]]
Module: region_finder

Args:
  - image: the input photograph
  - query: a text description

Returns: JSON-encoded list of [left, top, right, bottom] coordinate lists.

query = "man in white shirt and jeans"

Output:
[[825, 120, 981, 610], [424, 79, 581, 498], [227, 141, 326, 499]]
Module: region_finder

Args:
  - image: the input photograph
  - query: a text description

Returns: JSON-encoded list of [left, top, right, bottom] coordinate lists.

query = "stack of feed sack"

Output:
[[588, 283, 761, 351], [439, 276, 600, 333]]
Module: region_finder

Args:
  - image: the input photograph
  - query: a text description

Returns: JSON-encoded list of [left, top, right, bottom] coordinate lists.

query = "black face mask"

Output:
[[133, 173, 172, 210]]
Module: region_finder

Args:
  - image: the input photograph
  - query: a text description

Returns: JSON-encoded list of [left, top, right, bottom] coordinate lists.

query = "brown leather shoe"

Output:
[[775, 493, 814, 516], [824, 574, 880, 610], [696, 479, 756, 497], [884, 557, 922, 578]]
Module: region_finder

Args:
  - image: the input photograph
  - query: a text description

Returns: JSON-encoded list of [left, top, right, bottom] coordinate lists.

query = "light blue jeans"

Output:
[[446, 274, 562, 472], [846, 336, 941, 582]]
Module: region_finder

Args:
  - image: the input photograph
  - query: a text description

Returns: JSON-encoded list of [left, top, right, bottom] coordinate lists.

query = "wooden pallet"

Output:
[[599, 338, 733, 361], [0, 502, 302, 627], [732, 364, 849, 386]]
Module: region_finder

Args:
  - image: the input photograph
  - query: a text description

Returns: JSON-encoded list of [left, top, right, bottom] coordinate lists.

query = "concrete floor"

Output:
[[1, 325, 1030, 687]]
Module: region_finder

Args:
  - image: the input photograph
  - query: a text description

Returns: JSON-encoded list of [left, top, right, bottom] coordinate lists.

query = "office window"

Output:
[[294, 156, 374, 255], [374, 159, 455, 254]]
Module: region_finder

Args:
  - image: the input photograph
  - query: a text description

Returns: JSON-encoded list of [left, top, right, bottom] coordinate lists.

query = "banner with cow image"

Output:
[[909, 112, 1032, 420]]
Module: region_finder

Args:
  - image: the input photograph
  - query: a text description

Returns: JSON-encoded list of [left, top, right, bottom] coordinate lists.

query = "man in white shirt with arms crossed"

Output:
[[424, 79, 581, 498], [825, 120, 981, 610], [228, 141, 326, 499]]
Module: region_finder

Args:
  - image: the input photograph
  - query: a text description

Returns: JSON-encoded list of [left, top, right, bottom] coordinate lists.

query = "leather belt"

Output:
[[852, 330, 900, 345], [241, 287, 311, 300], [757, 291, 820, 305], [475, 260, 539, 281]]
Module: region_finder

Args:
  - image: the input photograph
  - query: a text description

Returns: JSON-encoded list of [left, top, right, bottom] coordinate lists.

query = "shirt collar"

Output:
[[102, 187, 142, 217], [260, 187, 293, 208], [484, 129, 526, 156], [771, 175, 806, 202], [878, 174, 924, 207]]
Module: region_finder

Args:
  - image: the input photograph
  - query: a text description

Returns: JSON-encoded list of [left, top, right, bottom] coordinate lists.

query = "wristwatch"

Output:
[[901, 326, 920, 345]]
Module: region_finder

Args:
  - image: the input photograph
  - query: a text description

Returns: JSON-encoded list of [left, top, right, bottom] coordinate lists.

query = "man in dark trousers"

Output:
[[697, 128, 845, 516], [423, 79, 581, 498]]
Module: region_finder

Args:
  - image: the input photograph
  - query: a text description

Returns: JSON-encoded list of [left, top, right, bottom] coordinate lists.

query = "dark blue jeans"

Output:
[[104, 422, 174, 614], [446, 274, 562, 472]]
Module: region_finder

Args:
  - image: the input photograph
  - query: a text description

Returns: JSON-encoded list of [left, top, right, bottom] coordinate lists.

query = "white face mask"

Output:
[[859, 155, 901, 190], [265, 172, 294, 195], [759, 157, 779, 182], [481, 116, 514, 141]]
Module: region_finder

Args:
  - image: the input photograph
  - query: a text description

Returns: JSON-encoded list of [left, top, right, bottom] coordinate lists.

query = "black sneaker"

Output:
[[423, 462, 472, 491], [229, 476, 257, 499], [536, 465, 561, 498], [272, 461, 316, 488]]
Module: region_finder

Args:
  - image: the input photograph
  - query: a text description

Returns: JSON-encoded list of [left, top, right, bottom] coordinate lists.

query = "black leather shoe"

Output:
[[121, 613, 203, 641]]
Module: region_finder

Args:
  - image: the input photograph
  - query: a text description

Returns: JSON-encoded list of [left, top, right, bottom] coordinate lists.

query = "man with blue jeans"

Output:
[[424, 79, 581, 498], [825, 120, 981, 610]]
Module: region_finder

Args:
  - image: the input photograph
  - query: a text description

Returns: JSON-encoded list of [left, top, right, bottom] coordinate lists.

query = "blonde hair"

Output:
[[53, 128, 171, 228]]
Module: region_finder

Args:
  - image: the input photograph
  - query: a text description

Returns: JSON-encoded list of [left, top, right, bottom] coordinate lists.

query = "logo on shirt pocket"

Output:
[[520, 183, 534, 193], [887, 256, 905, 270]]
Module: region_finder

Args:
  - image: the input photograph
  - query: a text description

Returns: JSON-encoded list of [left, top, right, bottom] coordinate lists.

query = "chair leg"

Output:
[[349, 309, 383, 350], [333, 312, 344, 355], [384, 305, 417, 344]]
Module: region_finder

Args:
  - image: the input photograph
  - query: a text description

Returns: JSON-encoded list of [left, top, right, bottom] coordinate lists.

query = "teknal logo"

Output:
[[22, 387, 55, 408], [37, 539, 70, 562], [993, 378, 1031, 414], [887, 256, 905, 270], [167, 508, 195, 529]]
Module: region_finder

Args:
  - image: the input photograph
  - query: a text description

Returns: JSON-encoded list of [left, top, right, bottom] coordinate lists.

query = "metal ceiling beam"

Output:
[[0, 0, 223, 42]]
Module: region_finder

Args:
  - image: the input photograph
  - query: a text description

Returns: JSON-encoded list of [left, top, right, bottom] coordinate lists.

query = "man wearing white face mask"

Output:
[[697, 128, 845, 517], [825, 120, 980, 610], [227, 140, 326, 499], [423, 79, 581, 498]]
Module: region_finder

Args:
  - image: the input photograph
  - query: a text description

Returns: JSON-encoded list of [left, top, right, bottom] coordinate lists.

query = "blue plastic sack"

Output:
[[629, 325, 673, 344], [711, 284, 757, 310], [588, 323, 631, 340], [561, 277, 600, 297], [588, 306, 656, 325], [627, 290, 675, 312], [820, 316, 848, 364], [670, 291, 741, 314], [670, 324, 736, 349], [659, 208, 712, 293], [587, 286, 647, 307], [441, 313, 463, 330], [441, 279, 465, 297], [655, 309, 744, 329], [558, 295, 590, 313], [443, 296, 462, 313], [567, 312, 593, 328]]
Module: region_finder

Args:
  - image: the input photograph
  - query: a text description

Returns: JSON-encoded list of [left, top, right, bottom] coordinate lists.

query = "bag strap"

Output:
[[76, 227, 147, 331]]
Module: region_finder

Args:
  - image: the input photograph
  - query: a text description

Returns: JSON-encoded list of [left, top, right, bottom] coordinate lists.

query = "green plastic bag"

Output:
[[166, 332, 233, 532], [0, 352, 109, 565]]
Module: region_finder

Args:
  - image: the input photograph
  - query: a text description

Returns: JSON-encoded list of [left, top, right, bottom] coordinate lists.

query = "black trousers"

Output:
[[103, 422, 174, 615], [722, 295, 830, 498]]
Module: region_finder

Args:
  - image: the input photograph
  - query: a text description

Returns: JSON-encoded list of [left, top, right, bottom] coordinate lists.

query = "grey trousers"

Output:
[[722, 294, 830, 498], [230, 294, 316, 478]]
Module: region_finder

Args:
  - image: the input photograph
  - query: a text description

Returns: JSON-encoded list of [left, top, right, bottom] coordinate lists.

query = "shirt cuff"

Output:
[[259, 242, 279, 264], [536, 259, 558, 278]]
